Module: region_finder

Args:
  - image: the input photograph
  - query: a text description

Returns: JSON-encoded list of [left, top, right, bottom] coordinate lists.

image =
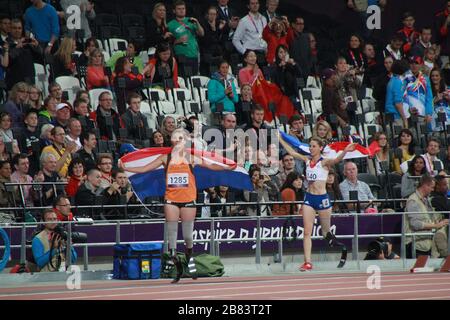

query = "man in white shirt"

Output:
[[232, 0, 267, 61], [65, 118, 82, 151], [422, 138, 444, 175]]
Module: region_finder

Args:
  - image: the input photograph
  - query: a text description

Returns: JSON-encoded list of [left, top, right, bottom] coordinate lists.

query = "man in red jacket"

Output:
[[397, 12, 420, 56]]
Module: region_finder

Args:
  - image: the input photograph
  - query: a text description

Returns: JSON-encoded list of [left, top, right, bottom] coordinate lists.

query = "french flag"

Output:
[[279, 131, 380, 160], [120, 147, 254, 200]]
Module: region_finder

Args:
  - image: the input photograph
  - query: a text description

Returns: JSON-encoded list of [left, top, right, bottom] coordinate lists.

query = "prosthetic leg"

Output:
[[185, 247, 197, 280], [325, 232, 347, 268], [169, 248, 183, 284]]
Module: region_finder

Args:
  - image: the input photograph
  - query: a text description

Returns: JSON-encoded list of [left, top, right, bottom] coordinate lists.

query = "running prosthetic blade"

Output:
[[171, 256, 183, 284]]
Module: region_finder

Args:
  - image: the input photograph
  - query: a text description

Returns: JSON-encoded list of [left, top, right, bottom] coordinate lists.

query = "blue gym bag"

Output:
[[113, 243, 162, 280]]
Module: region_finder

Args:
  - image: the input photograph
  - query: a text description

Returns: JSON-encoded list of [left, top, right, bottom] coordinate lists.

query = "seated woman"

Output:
[[65, 158, 86, 198], [272, 44, 301, 105], [86, 49, 109, 90], [113, 56, 144, 115], [392, 128, 416, 174], [27, 85, 43, 110], [311, 120, 334, 144], [273, 172, 304, 216], [368, 132, 392, 176], [143, 42, 179, 89], [401, 155, 426, 198], [78, 37, 100, 67], [262, 17, 289, 65], [50, 37, 77, 81], [208, 60, 238, 113]]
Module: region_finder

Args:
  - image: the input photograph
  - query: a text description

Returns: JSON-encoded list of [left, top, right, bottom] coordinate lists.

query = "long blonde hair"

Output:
[[9, 82, 29, 103], [312, 120, 333, 141], [55, 37, 75, 67], [88, 48, 104, 66], [152, 2, 167, 28]]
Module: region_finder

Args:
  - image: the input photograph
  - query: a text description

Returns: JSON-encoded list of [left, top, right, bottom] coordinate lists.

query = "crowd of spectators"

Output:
[[0, 0, 449, 264]]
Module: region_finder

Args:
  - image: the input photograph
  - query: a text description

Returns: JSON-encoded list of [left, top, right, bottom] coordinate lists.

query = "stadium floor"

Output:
[[0, 272, 449, 300]]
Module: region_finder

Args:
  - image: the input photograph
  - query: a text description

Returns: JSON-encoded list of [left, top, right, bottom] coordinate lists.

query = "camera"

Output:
[[53, 225, 88, 243]]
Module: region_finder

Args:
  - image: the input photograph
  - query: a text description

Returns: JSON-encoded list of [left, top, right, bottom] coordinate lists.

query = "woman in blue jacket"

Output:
[[207, 61, 239, 113]]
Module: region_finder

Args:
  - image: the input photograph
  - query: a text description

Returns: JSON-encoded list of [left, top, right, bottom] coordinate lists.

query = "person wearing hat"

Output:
[[52, 103, 72, 133], [403, 55, 433, 131]]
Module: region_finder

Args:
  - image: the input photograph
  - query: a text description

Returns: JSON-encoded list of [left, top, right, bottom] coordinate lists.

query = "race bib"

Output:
[[168, 173, 189, 188], [322, 198, 330, 208]]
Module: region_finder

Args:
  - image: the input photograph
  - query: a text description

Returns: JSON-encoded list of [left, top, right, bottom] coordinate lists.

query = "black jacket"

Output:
[[76, 148, 98, 172], [94, 106, 122, 141], [120, 108, 149, 141], [74, 183, 106, 220]]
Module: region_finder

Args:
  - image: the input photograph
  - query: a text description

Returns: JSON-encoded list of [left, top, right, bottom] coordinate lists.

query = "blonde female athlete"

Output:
[[279, 135, 356, 271]]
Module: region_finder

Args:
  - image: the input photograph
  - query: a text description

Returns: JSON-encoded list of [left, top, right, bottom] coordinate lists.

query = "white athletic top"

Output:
[[306, 158, 329, 182]]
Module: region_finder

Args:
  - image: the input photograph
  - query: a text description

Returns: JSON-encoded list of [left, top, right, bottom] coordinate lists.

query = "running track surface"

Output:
[[0, 272, 449, 300]]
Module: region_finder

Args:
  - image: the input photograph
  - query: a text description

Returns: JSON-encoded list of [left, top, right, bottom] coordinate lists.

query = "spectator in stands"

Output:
[[363, 43, 381, 88], [262, 16, 288, 65], [41, 126, 77, 178], [97, 154, 113, 190], [75, 90, 92, 110], [65, 158, 86, 199], [74, 169, 105, 219], [405, 174, 449, 258], [445, 145, 450, 173], [373, 56, 394, 114], [208, 60, 239, 113], [143, 41, 179, 89], [431, 175, 450, 218], [73, 98, 95, 132], [0, 159, 20, 210], [11, 154, 35, 207], [65, 118, 82, 151], [272, 44, 301, 104], [148, 2, 173, 48], [49, 37, 76, 81], [410, 27, 434, 59], [335, 56, 361, 126], [422, 138, 445, 175], [76, 130, 97, 172], [5, 19, 42, 90], [340, 161, 375, 211], [0, 17, 10, 46], [232, 0, 268, 62], [199, 6, 227, 75], [287, 16, 312, 81], [53, 103, 71, 132], [18, 110, 40, 175], [273, 171, 304, 216], [113, 56, 144, 115], [27, 85, 42, 110], [102, 169, 138, 220], [238, 49, 264, 86], [235, 83, 254, 125], [383, 34, 405, 61], [288, 114, 305, 142], [216, 0, 240, 58], [48, 82, 64, 105], [32, 209, 77, 272], [244, 165, 272, 216], [24, 0, 60, 55], [0, 41, 8, 86], [312, 120, 333, 144], [34, 153, 60, 206], [401, 155, 427, 198], [240, 104, 272, 146], [430, 68, 450, 132], [0, 113, 15, 143], [320, 68, 346, 130], [160, 116, 177, 144], [168, 0, 205, 77], [423, 48, 440, 76], [385, 59, 409, 128], [120, 93, 149, 142], [272, 153, 297, 190], [77, 37, 99, 67], [368, 132, 391, 176], [38, 96, 58, 128], [151, 130, 167, 147], [397, 12, 420, 56], [106, 40, 144, 74], [94, 91, 122, 140], [60, 0, 96, 40], [341, 34, 366, 74], [39, 124, 54, 150], [392, 128, 416, 174], [52, 194, 73, 221], [326, 168, 346, 212], [4, 82, 30, 129], [86, 49, 109, 90], [434, 1, 450, 65]]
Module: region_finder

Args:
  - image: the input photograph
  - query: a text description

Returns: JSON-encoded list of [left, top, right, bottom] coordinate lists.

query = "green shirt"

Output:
[[167, 18, 199, 58], [106, 51, 144, 73]]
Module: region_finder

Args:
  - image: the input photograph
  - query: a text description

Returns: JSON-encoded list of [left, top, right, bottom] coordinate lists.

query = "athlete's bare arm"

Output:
[[119, 155, 167, 173], [278, 134, 309, 163]]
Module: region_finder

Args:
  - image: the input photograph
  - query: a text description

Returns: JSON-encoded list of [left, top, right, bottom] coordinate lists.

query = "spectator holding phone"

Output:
[[86, 49, 109, 90], [262, 16, 288, 65], [243, 165, 274, 216], [272, 44, 301, 104], [143, 41, 179, 89], [208, 60, 238, 112]]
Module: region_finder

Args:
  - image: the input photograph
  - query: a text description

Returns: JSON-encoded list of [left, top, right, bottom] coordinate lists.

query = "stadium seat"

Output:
[[169, 88, 193, 115], [96, 13, 120, 27], [306, 76, 321, 89], [178, 77, 187, 89], [104, 38, 128, 56], [364, 112, 380, 124], [145, 88, 167, 102], [56, 76, 81, 102], [357, 173, 382, 194], [121, 14, 145, 27], [34, 63, 49, 96], [153, 100, 177, 115], [303, 87, 321, 100]]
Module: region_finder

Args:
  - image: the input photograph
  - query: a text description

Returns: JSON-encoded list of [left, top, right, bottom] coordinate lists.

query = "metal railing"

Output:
[[1, 198, 449, 273]]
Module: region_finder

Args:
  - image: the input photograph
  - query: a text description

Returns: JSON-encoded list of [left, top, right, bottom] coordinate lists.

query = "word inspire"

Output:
[[193, 221, 337, 251]]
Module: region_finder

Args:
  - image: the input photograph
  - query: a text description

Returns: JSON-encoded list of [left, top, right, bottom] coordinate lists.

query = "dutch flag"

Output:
[[120, 147, 254, 200]]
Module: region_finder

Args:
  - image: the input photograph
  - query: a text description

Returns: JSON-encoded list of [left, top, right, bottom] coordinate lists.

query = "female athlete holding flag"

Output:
[[120, 128, 233, 283], [279, 135, 356, 271]]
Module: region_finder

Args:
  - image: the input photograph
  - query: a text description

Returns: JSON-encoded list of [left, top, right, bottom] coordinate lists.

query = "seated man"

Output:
[[31, 209, 77, 272], [120, 93, 149, 143], [430, 175, 449, 257], [74, 169, 106, 220], [53, 195, 73, 221], [405, 175, 449, 258], [339, 161, 375, 211]]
